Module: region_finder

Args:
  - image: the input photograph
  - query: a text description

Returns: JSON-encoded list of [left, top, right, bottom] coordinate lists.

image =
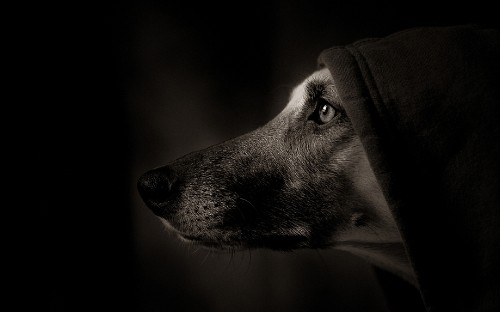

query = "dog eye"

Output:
[[319, 103, 336, 123], [313, 101, 338, 124], [307, 98, 340, 125]]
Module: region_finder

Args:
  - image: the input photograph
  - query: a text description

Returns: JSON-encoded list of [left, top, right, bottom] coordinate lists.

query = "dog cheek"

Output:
[[280, 163, 360, 242]]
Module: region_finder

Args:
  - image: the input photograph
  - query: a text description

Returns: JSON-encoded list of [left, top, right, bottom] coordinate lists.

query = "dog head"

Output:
[[138, 68, 399, 251]]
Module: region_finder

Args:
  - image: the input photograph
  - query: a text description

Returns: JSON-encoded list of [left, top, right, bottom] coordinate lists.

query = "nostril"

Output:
[[137, 166, 178, 205]]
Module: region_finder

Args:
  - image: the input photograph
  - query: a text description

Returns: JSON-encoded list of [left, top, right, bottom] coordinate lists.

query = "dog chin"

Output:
[[159, 216, 330, 251], [176, 232, 324, 251]]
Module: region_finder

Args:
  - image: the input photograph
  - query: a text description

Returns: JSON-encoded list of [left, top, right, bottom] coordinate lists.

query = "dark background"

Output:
[[27, 1, 497, 311]]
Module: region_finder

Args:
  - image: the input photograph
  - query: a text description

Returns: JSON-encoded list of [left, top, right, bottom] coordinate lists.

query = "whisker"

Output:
[[314, 249, 329, 272], [201, 248, 211, 265], [239, 197, 256, 210], [246, 248, 253, 274]]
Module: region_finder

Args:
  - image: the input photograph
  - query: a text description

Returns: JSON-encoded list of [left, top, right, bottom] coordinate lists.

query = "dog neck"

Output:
[[334, 153, 417, 286], [334, 238, 416, 286]]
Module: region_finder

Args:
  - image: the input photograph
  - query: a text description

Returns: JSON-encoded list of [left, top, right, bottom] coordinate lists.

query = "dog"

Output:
[[137, 68, 416, 285]]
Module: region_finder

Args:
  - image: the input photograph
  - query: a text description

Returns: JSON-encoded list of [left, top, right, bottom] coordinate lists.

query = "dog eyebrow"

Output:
[[283, 73, 338, 114], [305, 81, 326, 101], [305, 78, 339, 106]]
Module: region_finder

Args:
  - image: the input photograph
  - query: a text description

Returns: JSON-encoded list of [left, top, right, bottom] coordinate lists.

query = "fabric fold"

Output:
[[319, 25, 500, 311]]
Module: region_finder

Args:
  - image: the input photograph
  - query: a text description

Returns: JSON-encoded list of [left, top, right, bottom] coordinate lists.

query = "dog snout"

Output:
[[137, 166, 178, 214]]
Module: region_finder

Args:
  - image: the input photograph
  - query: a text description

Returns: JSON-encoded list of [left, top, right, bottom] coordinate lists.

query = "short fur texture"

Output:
[[138, 68, 415, 284]]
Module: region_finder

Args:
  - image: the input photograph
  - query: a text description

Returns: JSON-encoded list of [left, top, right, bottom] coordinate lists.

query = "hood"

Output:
[[319, 25, 500, 311]]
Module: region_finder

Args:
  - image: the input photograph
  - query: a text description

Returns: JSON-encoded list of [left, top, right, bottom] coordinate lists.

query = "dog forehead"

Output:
[[282, 68, 332, 114]]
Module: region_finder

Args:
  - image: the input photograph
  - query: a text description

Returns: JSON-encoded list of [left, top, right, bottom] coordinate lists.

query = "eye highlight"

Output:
[[309, 99, 339, 125], [319, 103, 336, 124]]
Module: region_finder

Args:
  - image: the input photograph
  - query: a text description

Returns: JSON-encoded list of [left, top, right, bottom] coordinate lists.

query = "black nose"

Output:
[[137, 166, 178, 211]]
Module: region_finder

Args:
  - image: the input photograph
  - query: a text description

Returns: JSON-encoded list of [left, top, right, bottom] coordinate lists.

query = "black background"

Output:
[[24, 1, 498, 311]]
